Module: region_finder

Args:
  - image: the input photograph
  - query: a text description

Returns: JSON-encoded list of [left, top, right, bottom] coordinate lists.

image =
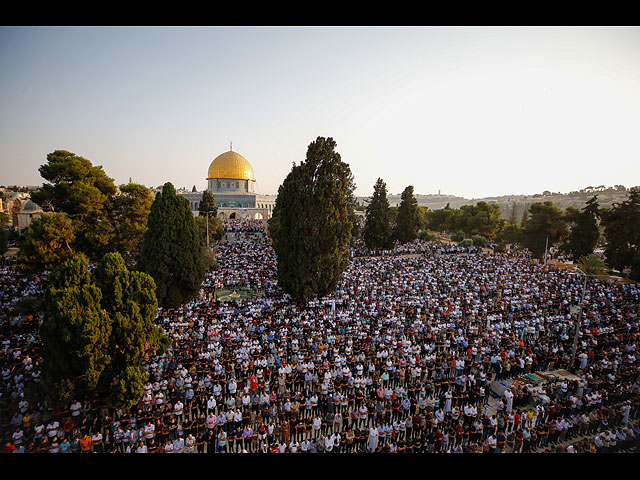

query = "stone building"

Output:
[[180, 145, 276, 220]]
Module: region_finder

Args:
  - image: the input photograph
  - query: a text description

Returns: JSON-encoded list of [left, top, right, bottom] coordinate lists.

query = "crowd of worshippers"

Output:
[[222, 219, 266, 233], [1, 237, 639, 453]]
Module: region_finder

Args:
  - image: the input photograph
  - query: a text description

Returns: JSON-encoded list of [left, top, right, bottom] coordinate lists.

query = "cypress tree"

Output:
[[138, 182, 206, 309], [269, 136, 354, 301], [198, 190, 217, 217], [395, 185, 421, 244], [362, 178, 394, 251]]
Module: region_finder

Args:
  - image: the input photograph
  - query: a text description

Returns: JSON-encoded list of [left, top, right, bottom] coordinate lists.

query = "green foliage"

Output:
[[601, 188, 640, 280], [17, 212, 76, 273], [362, 178, 394, 250], [494, 242, 506, 253], [576, 253, 609, 277], [426, 206, 460, 233], [138, 182, 206, 309], [110, 183, 154, 265], [426, 202, 503, 239], [496, 223, 523, 246], [94, 252, 170, 407], [459, 238, 473, 248], [26, 151, 156, 269], [563, 206, 582, 225], [194, 215, 223, 248], [31, 150, 117, 215], [563, 196, 601, 259], [395, 185, 421, 244], [198, 190, 217, 217], [452, 202, 504, 238], [39, 253, 112, 406], [521, 201, 569, 259], [418, 229, 440, 242], [39, 252, 170, 409], [347, 189, 361, 240], [471, 235, 488, 247], [388, 206, 398, 224], [451, 230, 465, 243], [30, 150, 118, 261], [269, 137, 354, 301], [203, 250, 217, 271]]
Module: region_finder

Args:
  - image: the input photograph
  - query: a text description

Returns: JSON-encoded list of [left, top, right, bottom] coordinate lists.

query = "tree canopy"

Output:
[[198, 190, 217, 217], [394, 185, 421, 244], [362, 178, 394, 251], [109, 183, 154, 265], [38, 252, 170, 408], [138, 182, 206, 309], [521, 201, 569, 259], [39, 253, 111, 406], [24, 150, 154, 270], [17, 212, 76, 274], [30, 150, 118, 260], [563, 195, 601, 260], [269, 136, 355, 301], [425, 201, 504, 239], [601, 187, 640, 280]]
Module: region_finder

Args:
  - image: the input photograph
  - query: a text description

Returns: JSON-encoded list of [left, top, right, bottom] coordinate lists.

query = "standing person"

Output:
[[185, 433, 196, 453], [368, 424, 379, 453], [217, 428, 227, 453], [91, 430, 104, 453]]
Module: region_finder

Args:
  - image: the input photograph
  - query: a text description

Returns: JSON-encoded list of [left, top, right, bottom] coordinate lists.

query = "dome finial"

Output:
[[230, 141, 233, 152]]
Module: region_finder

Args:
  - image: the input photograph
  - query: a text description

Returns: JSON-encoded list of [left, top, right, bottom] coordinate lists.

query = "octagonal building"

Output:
[[205, 145, 275, 220]]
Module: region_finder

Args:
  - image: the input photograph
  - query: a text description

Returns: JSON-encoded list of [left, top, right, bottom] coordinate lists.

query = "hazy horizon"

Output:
[[2, 26, 639, 198]]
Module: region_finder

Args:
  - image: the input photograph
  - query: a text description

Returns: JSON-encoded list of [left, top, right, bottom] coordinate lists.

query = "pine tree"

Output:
[[269, 137, 354, 301], [395, 185, 421, 244], [362, 178, 394, 251], [521, 202, 569, 259], [564, 196, 601, 259], [30, 150, 118, 261], [138, 182, 206, 308], [601, 187, 640, 280]]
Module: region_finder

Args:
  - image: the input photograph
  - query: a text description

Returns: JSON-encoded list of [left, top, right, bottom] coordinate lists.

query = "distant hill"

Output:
[[356, 185, 638, 222]]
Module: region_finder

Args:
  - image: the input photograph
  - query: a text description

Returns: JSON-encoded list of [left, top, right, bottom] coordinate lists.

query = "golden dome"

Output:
[[207, 149, 255, 181]]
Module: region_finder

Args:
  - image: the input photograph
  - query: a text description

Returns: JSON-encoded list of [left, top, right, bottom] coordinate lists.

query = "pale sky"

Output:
[[1, 26, 639, 199]]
